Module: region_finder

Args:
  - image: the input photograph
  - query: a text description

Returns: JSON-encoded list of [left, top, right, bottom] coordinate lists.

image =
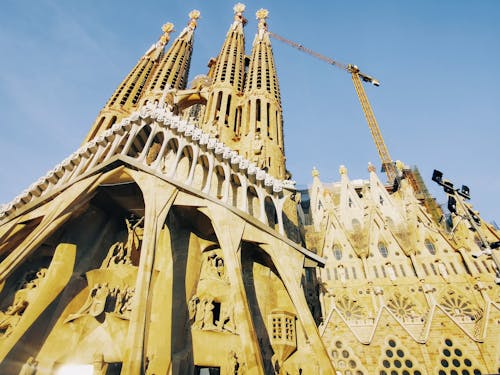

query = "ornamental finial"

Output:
[[367, 162, 376, 173], [339, 165, 347, 175], [188, 10, 201, 28], [256, 9, 268, 31], [256, 8, 269, 21], [234, 3, 246, 14], [312, 166, 320, 178], [395, 160, 404, 172], [160, 22, 175, 44]]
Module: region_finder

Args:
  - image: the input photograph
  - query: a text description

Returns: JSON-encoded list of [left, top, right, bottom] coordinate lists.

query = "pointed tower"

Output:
[[85, 22, 175, 142], [201, 3, 247, 149], [241, 9, 286, 179], [143, 10, 200, 104]]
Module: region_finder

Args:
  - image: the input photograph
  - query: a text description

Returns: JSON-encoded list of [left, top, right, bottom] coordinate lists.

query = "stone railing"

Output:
[[0, 104, 297, 239]]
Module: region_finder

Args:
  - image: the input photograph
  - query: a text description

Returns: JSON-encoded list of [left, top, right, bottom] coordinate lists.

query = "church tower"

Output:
[[85, 22, 175, 142], [0, 5, 335, 375], [201, 3, 247, 150], [142, 10, 200, 104], [2, 4, 498, 375], [241, 9, 286, 179], [85, 10, 200, 143]]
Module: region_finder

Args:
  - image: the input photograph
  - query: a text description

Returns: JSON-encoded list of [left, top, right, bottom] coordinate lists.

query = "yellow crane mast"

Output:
[[269, 31, 397, 183]]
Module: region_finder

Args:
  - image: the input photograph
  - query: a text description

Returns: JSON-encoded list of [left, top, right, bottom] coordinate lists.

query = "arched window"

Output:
[[333, 245, 343, 260], [378, 242, 388, 258], [424, 239, 436, 255]]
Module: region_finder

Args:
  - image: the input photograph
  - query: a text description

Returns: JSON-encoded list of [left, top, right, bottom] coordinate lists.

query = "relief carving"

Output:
[[386, 292, 423, 322], [0, 268, 47, 337], [201, 249, 227, 282], [65, 285, 135, 322], [101, 217, 144, 269], [189, 294, 236, 333], [19, 356, 38, 375]]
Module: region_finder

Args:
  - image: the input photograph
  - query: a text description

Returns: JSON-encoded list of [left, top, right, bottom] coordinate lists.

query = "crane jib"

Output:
[[269, 30, 395, 183]]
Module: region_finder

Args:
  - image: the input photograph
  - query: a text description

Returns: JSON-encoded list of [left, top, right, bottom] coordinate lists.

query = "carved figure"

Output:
[[102, 217, 144, 268], [201, 251, 227, 281], [66, 283, 110, 322], [0, 268, 47, 337], [216, 257, 225, 279], [193, 298, 206, 329], [203, 298, 217, 330], [19, 357, 38, 375], [217, 303, 236, 333], [188, 295, 199, 321], [116, 287, 134, 318]]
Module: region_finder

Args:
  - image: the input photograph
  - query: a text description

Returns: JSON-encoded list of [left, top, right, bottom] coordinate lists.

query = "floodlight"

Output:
[[432, 169, 443, 184]]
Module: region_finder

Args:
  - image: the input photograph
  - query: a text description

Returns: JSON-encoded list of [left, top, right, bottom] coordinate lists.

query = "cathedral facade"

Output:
[[0, 4, 498, 375]]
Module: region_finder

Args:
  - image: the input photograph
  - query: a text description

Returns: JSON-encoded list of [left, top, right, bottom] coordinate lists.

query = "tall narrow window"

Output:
[[333, 245, 343, 260], [256, 99, 261, 122], [422, 263, 429, 276], [430, 263, 437, 275], [225, 94, 231, 126], [378, 242, 388, 258], [424, 239, 436, 255], [246, 101, 251, 135], [109, 116, 117, 127], [267, 102, 271, 139], [215, 91, 223, 121]]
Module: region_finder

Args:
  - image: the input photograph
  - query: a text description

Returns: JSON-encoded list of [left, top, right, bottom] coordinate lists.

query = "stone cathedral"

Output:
[[0, 4, 498, 375]]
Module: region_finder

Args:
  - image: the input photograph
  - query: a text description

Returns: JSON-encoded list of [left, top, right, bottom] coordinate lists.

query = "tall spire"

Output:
[[144, 10, 200, 103], [84, 22, 175, 142], [200, 4, 247, 149], [241, 9, 286, 179]]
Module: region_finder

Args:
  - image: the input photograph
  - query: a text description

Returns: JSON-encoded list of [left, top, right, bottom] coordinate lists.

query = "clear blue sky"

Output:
[[0, 0, 499, 223]]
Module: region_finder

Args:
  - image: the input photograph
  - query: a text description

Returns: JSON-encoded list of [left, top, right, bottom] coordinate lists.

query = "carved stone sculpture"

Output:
[[0, 268, 47, 337]]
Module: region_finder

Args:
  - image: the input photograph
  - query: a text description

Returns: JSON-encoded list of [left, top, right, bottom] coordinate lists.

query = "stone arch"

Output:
[[247, 186, 260, 218], [210, 165, 226, 200], [229, 174, 242, 208], [145, 131, 164, 166], [127, 124, 152, 158], [160, 138, 179, 175], [114, 133, 130, 156], [191, 154, 209, 191], [264, 196, 278, 230], [175, 145, 194, 183]]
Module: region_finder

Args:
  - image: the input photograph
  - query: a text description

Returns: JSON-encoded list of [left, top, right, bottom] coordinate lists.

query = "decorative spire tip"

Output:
[[312, 167, 320, 178], [160, 22, 175, 44], [161, 22, 174, 35], [189, 9, 201, 20], [256, 8, 269, 20], [188, 9, 201, 28], [233, 3, 246, 14]]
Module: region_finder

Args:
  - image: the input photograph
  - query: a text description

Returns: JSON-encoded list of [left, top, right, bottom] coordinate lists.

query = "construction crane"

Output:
[[269, 31, 398, 183]]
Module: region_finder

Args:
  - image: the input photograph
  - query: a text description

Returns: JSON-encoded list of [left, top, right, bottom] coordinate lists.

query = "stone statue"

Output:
[[116, 287, 134, 319], [65, 283, 110, 322], [102, 217, 144, 268], [0, 268, 47, 337], [188, 295, 199, 321], [19, 356, 38, 375], [203, 298, 217, 330], [193, 298, 206, 329], [217, 302, 236, 333]]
